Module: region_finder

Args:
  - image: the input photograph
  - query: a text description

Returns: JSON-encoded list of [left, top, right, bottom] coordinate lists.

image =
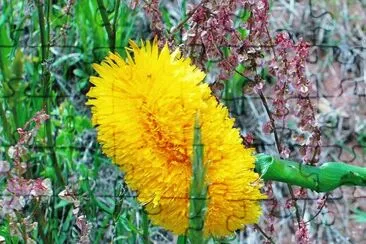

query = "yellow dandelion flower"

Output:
[[87, 40, 264, 237]]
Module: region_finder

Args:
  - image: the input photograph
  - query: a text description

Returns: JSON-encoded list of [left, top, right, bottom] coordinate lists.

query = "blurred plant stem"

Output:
[[255, 154, 366, 192], [0, 105, 14, 151], [35, 0, 65, 186], [142, 211, 150, 244], [254, 224, 275, 244], [32, 200, 49, 243], [168, 1, 206, 39], [96, 0, 120, 52]]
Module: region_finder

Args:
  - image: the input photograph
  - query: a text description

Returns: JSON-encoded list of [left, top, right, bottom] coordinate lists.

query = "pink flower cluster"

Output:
[[143, 0, 165, 41], [263, 181, 276, 235], [269, 33, 321, 164], [2, 178, 52, 214], [295, 220, 310, 244], [0, 110, 52, 242], [244, 0, 269, 43], [183, 0, 269, 80]]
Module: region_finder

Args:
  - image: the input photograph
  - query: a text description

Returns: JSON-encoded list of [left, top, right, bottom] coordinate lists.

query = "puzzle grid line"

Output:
[[1, 1, 366, 239]]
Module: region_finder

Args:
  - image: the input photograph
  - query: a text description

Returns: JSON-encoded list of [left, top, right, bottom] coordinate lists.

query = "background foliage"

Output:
[[0, 0, 365, 243]]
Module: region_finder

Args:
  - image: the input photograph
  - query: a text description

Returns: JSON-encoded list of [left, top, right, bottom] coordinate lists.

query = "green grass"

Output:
[[0, 1, 151, 243]]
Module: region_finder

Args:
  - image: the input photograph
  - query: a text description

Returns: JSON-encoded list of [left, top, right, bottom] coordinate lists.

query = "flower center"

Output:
[[142, 110, 190, 165]]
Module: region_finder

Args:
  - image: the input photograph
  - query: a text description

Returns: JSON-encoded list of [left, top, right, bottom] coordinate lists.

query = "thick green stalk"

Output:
[[187, 115, 207, 244], [255, 154, 366, 192]]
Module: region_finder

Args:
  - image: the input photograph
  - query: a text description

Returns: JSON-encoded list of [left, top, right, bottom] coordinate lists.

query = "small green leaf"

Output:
[[351, 208, 366, 223], [96, 199, 114, 215], [73, 68, 88, 78], [55, 200, 71, 209]]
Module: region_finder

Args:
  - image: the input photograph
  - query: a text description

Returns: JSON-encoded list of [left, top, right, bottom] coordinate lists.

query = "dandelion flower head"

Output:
[[87, 40, 264, 237]]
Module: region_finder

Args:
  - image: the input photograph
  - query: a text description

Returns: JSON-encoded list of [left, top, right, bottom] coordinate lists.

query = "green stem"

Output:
[[11, 104, 19, 129], [35, 0, 65, 186], [168, 1, 206, 39], [35, 0, 48, 62], [177, 235, 187, 244], [96, 0, 116, 51], [0, 104, 14, 148], [187, 114, 207, 244], [142, 211, 149, 244], [33, 200, 48, 244], [255, 154, 366, 192], [254, 224, 275, 244], [112, 0, 121, 42]]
